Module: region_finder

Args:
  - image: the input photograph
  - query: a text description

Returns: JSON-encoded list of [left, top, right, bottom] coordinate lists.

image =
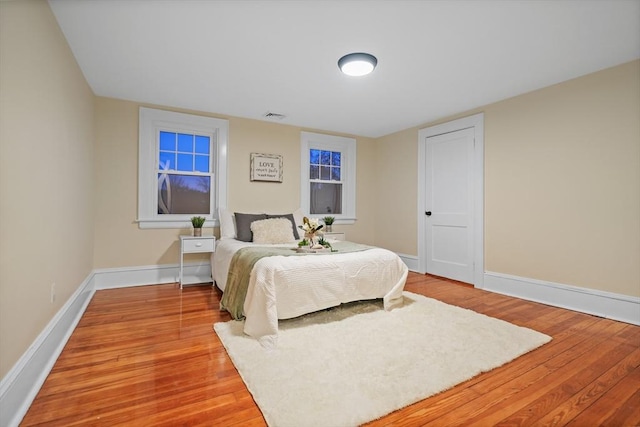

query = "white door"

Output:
[[424, 127, 475, 283]]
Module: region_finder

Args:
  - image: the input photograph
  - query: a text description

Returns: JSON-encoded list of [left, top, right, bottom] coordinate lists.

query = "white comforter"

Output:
[[212, 238, 408, 348]]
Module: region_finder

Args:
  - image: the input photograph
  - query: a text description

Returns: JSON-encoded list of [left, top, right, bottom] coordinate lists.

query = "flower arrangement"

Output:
[[299, 216, 323, 236], [298, 217, 329, 248], [317, 236, 333, 250]]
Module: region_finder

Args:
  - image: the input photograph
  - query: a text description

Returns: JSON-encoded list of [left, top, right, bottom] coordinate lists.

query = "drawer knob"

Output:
[[195, 242, 202, 247]]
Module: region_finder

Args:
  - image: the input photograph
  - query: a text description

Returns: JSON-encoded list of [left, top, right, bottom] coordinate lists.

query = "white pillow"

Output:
[[250, 218, 296, 244], [292, 208, 306, 234], [219, 208, 236, 240]]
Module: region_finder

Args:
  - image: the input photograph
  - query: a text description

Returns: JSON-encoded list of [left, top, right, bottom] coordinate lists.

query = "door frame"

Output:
[[417, 113, 484, 288]]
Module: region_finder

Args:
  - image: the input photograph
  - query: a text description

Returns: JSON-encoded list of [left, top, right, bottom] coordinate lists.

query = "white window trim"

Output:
[[300, 131, 356, 224], [137, 107, 228, 229]]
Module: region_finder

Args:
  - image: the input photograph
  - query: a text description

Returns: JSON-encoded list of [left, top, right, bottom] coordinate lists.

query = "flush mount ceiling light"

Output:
[[338, 52, 378, 77]]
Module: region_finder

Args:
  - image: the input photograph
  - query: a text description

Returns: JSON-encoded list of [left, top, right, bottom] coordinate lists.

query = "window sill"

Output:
[[334, 218, 356, 225], [136, 219, 220, 229]]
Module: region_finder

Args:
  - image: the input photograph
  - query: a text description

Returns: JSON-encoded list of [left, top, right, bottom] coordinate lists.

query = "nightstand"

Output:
[[323, 232, 346, 241], [179, 235, 215, 288]]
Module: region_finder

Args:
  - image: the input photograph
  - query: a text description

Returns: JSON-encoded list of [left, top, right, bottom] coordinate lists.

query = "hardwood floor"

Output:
[[21, 273, 640, 426]]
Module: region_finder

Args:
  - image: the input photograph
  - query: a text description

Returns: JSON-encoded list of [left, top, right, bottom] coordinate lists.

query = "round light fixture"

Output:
[[338, 52, 377, 77]]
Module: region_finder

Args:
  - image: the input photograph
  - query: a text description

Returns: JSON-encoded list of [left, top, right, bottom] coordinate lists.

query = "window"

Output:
[[138, 107, 228, 228], [300, 131, 356, 224], [309, 148, 343, 214]]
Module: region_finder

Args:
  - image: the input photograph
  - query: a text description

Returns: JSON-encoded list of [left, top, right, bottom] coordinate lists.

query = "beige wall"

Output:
[[483, 60, 640, 296], [375, 60, 640, 297], [93, 99, 378, 269], [374, 128, 419, 255], [226, 116, 378, 245], [0, 0, 95, 377], [93, 98, 183, 267]]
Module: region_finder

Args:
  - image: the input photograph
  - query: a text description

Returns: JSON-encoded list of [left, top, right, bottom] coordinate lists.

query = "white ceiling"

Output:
[[49, 0, 640, 138]]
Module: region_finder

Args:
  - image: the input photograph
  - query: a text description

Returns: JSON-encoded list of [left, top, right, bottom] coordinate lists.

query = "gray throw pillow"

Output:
[[266, 213, 300, 240], [234, 213, 267, 242]]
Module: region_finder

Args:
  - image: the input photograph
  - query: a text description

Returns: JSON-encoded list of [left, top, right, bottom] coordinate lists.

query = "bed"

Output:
[[212, 209, 408, 348]]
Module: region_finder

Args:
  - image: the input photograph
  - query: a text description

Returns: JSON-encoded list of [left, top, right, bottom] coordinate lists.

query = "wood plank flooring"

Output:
[[21, 273, 640, 426]]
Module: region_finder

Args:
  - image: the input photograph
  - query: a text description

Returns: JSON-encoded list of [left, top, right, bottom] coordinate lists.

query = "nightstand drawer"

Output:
[[182, 238, 214, 253]]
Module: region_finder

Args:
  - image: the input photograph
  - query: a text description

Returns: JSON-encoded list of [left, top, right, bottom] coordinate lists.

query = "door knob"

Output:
[[425, 211, 432, 216]]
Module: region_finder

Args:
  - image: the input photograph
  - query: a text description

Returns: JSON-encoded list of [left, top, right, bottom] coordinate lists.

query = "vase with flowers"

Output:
[[298, 216, 324, 248]]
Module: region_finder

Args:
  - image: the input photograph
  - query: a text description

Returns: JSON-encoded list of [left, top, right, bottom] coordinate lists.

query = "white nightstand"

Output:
[[179, 235, 215, 288], [323, 232, 346, 241]]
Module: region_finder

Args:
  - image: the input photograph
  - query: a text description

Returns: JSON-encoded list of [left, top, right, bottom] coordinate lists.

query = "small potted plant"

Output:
[[190, 216, 205, 236], [323, 216, 335, 232]]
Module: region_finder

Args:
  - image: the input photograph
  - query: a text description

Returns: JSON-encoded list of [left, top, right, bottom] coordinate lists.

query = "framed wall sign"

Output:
[[250, 153, 283, 182]]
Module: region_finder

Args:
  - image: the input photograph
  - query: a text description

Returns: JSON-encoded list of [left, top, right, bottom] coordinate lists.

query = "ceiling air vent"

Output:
[[262, 112, 287, 120]]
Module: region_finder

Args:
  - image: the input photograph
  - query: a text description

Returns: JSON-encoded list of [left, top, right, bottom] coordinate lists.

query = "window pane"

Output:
[[158, 174, 210, 215], [160, 131, 176, 151], [320, 150, 331, 165], [159, 151, 175, 170], [195, 135, 210, 154], [195, 154, 209, 173], [331, 151, 341, 166], [177, 153, 193, 171], [310, 182, 342, 215], [331, 167, 341, 181], [177, 133, 193, 152], [310, 149, 320, 165], [310, 165, 319, 180], [320, 165, 331, 180]]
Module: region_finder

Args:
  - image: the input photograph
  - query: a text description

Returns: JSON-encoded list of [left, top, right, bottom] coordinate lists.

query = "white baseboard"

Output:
[[484, 271, 640, 326], [0, 261, 212, 427], [0, 273, 96, 427], [398, 253, 420, 272], [93, 261, 212, 290]]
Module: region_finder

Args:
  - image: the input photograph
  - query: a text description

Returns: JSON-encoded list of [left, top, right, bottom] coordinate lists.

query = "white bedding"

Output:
[[212, 238, 408, 348]]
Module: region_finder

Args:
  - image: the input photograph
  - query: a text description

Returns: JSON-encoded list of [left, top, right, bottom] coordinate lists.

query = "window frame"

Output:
[[138, 107, 228, 229], [300, 131, 356, 224]]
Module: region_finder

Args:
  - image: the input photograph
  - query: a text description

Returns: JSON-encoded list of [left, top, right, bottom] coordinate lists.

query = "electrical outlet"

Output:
[[51, 283, 56, 303]]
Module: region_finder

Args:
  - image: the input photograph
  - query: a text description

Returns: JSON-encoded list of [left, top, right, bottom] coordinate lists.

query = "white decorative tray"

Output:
[[296, 247, 331, 254]]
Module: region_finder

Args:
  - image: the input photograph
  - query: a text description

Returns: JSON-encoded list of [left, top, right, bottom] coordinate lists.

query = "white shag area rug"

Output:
[[213, 291, 551, 427]]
